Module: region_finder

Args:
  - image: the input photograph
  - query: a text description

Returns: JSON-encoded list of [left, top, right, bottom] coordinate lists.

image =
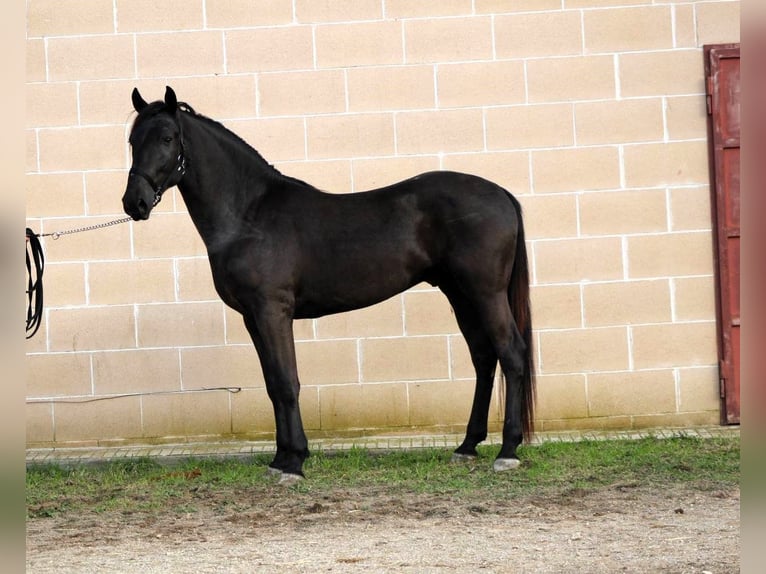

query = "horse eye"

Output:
[[163, 136, 173, 143]]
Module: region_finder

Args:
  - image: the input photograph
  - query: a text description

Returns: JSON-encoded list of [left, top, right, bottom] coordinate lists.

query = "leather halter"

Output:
[[128, 112, 187, 207]]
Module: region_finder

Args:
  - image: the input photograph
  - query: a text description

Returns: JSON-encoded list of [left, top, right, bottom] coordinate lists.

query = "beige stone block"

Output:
[[583, 280, 671, 327], [619, 51, 705, 97], [316, 296, 403, 339], [226, 27, 314, 74], [141, 391, 231, 439], [534, 237, 623, 284], [206, 0, 292, 27], [565, 0, 652, 6], [136, 32, 224, 78], [26, 173, 85, 218], [224, 307, 251, 344], [442, 152, 531, 196], [27, 0, 114, 37], [387, 0, 472, 18], [673, 276, 717, 321], [632, 411, 719, 429], [670, 186, 712, 231], [27, 352, 92, 398], [624, 142, 710, 187], [438, 61, 525, 108], [476, 0, 562, 12], [89, 260, 175, 305], [276, 160, 353, 193], [227, 118, 306, 163], [539, 327, 629, 373], [296, 340, 360, 385], [40, 263, 87, 308], [54, 396, 142, 442], [137, 302, 225, 348], [587, 370, 676, 416], [486, 104, 574, 150], [348, 66, 435, 113], [527, 56, 615, 103], [307, 114, 395, 159], [532, 147, 620, 193], [631, 322, 718, 369], [26, 403, 54, 444], [47, 35, 135, 82], [575, 99, 664, 146], [627, 232, 714, 278], [677, 367, 720, 413], [259, 70, 346, 117], [535, 375, 588, 420], [181, 345, 264, 389], [319, 383, 409, 429], [404, 17, 492, 64], [697, 2, 741, 45], [85, 171, 134, 216], [408, 380, 475, 427], [132, 212, 207, 258], [530, 284, 582, 330], [404, 291, 459, 336], [231, 388, 276, 435], [315, 21, 403, 68], [665, 96, 708, 141], [295, 0, 381, 22], [177, 257, 218, 302], [352, 156, 441, 192], [27, 130, 38, 173], [38, 126, 126, 172], [48, 306, 136, 352], [495, 11, 582, 58], [27, 83, 78, 129], [673, 4, 697, 48], [579, 190, 668, 235], [518, 193, 578, 240], [27, 39, 46, 83], [115, 0, 202, 32], [361, 336, 449, 382], [449, 335, 474, 381], [396, 109, 484, 155], [26, 320, 48, 354], [583, 6, 672, 53], [92, 349, 181, 395]]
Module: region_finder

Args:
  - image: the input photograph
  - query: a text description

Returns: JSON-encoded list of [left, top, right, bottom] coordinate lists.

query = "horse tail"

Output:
[[506, 193, 535, 441]]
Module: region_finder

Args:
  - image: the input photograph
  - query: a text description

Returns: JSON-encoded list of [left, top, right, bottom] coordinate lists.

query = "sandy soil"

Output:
[[27, 483, 739, 573]]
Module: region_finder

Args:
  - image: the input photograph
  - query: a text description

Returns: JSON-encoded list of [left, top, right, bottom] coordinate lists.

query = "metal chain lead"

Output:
[[40, 216, 133, 240]]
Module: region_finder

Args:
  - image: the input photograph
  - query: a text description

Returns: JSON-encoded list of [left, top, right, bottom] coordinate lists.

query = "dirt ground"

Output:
[[27, 482, 739, 573]]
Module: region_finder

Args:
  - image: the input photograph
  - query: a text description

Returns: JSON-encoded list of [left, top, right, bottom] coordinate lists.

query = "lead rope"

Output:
[[25, 215, 133, 338]]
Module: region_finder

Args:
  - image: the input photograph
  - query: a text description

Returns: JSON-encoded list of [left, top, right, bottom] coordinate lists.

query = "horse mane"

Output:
[[131, 100, 313, 190]]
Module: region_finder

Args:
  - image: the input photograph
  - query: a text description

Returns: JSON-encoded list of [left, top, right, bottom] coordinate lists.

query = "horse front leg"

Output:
[[243, 309, 309, 481]]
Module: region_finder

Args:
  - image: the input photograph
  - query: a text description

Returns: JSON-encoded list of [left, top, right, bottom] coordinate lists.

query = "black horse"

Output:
[[123, 87, 535, 482]]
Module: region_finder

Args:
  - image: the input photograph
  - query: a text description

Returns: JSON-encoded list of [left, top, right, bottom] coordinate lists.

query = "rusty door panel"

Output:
[[705, 44, 740, 424]]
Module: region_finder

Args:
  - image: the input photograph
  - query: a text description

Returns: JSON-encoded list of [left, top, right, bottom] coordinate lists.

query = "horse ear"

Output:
[[164, 86, 178, 113], [132, 88, 148, 113]]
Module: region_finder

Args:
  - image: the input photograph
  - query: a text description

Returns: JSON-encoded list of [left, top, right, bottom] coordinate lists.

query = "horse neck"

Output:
[[175, 113, 281, 251]]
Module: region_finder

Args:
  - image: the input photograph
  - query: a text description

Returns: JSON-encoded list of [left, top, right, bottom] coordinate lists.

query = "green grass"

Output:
[[26, 435, 739, 518]]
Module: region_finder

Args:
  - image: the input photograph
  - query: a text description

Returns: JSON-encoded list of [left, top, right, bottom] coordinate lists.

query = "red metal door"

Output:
[[705, 44, 740, 424]]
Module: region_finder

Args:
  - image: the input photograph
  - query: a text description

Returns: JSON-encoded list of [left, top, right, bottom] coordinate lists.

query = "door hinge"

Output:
[[706, 76, 714, 115]]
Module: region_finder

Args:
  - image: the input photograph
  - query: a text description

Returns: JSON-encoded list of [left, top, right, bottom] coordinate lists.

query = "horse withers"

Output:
[[122, 86, 535, 482]]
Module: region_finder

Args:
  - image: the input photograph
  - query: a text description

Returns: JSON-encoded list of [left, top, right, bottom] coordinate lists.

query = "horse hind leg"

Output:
[[441, 285, 499, 462]]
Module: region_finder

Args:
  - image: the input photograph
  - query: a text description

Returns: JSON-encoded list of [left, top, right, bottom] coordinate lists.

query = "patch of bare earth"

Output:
[[27, 484, 739, 573]]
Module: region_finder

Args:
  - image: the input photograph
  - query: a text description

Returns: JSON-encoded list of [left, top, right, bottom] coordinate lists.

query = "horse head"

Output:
[[122, 86, 186, 220]]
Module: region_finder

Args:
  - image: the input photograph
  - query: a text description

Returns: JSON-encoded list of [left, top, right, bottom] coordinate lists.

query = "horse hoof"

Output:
[[278, 473, 304, 486], [451, 452, 477, 463], [266, 466, 282, 478], [493, 458, 521, 472]]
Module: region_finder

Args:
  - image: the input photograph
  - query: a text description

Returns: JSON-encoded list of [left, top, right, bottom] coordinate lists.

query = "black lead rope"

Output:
[[26, 228, 45, 339]]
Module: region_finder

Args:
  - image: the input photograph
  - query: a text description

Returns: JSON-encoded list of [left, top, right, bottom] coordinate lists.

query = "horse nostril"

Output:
[[137, 198, 148, 216]]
